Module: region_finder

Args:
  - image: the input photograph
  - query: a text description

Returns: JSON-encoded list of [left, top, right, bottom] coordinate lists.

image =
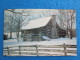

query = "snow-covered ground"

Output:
[[3, 38, 77, 56], [4, 38, 76, 47], [4, 32, 76, 47]]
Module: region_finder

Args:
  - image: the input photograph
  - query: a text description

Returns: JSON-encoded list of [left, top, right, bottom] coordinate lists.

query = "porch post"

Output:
[[39, 32, 42, 41], [30, 33, 33, 41]]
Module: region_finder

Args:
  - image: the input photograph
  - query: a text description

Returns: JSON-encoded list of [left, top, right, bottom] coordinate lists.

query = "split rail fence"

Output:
[[3, 44, 76, 56]]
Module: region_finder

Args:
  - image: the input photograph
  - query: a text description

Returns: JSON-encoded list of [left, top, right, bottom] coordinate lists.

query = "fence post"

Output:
[[19, 45, 21, 55], [36, 44, 38, 56], [7, 47, 10, 56], [63, 43, 67, 56]]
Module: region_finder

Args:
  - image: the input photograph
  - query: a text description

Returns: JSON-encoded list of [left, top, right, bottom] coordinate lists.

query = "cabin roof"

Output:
[[21, 17, 51, 30]]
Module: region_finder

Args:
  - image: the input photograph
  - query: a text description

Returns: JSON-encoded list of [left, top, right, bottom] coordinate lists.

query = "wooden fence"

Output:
[[3, 44, 76, 56]]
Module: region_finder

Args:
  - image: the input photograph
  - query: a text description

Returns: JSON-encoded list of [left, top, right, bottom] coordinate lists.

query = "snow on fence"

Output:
[[3, 44, 76, 56]]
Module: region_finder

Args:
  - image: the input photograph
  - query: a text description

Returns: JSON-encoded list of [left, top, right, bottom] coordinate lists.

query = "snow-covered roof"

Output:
[[21, 17, 51, 30]]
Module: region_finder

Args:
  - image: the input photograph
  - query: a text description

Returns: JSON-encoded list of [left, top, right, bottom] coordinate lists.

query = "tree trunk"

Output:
[[66, 19, 68, 38], [70, 11, 74, 39], [70, 19, 73, 39], [17, 20, 20, 43], [10, 27, 12, 39], [70, 29, 72, 39]]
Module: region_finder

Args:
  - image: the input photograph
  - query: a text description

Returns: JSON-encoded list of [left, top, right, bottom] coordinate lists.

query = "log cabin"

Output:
[[21, 15, 66, 41]]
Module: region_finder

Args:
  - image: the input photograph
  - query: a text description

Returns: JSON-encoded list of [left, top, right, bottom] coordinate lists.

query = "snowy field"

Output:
[[4, 38, 76, 47], [3, 38, 77, 56]]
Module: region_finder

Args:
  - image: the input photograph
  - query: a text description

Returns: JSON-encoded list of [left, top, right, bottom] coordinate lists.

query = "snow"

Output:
[[21, 17, 51, 30], [3, 38, 76, 56], [4, 38, 76, 47], [42, 36, 50, 40]]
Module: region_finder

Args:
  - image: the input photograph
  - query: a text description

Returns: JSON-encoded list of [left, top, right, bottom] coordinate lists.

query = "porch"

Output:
[[22, 32, 42, 41]]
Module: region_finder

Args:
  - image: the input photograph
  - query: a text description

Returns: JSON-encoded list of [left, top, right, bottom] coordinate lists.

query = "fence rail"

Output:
[[3, 44, 76, 56]]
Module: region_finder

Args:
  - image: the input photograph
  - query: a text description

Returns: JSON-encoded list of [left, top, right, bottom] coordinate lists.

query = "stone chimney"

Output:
[[51, 15, 56, 28], [51, 15, 59, 39], [51, 15, 56, 20]]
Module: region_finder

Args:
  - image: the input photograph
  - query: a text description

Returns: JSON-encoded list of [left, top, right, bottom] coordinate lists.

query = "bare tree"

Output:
[[58, 10, 75, 39], [66, 10, 75, 39], [4, 10, 15, 39], [4, 9, 33, 42]]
